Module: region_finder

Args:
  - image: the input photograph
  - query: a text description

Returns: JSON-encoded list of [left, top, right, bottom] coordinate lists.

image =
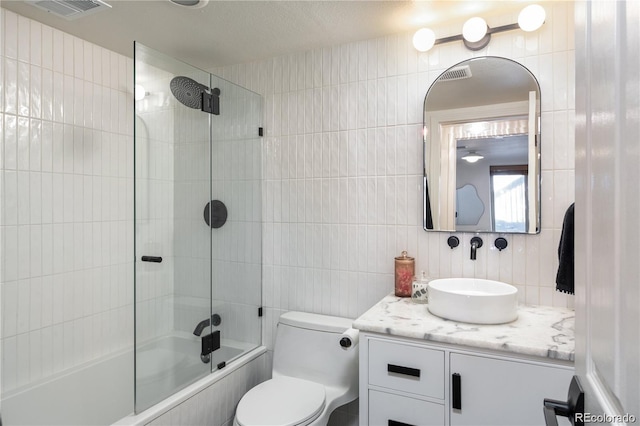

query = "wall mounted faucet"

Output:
[[470, 236, 483, 260]]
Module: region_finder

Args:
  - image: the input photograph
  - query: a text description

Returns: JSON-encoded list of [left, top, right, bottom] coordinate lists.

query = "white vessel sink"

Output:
[[427, 278, 518, 324]]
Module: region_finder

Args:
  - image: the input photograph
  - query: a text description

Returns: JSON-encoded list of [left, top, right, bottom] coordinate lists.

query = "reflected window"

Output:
[[490, 165, 528, 233]]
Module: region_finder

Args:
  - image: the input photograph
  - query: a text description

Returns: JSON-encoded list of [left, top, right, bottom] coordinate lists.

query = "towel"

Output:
[[556, 203, 575, 294]]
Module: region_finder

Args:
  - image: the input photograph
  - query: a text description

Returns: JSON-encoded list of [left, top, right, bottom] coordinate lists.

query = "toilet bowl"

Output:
[[234, 311, 359, 426]]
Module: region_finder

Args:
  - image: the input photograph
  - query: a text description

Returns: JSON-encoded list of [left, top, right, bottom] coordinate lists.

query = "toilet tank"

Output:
[[272, 312, 358, 392]]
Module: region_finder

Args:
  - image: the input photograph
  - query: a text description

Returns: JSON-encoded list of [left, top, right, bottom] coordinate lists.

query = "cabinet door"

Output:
[[369, 389, 445, 426], [450, 353, 573, 426]]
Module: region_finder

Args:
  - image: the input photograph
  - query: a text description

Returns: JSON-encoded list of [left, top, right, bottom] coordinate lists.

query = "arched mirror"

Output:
[[423, 56, 541, 234]]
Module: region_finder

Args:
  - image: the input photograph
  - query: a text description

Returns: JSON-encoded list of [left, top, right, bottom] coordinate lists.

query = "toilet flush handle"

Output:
[[339, 337, 352, 348]]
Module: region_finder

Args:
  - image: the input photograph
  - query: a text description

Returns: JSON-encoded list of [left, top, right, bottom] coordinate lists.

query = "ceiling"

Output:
[[2, 0, 529, 70], [457, 135, 529, 165]]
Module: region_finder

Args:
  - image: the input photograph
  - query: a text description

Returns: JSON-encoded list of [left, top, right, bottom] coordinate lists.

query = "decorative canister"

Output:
[[412, 271, 430, 304], [394, 251, 415, 297]]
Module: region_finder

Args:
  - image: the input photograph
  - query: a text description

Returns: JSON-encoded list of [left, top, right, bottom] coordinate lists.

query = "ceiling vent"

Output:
[[438, 65, 472, 82], [27, 0, 112, 20]]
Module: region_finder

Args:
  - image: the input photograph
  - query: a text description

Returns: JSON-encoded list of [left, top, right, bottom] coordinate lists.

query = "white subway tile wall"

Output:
[[1, 8, 134, 394], [213, 2, 576, 356]]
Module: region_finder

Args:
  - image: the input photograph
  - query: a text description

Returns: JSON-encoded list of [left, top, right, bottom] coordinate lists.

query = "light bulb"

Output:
[[462, 152, 484, 163], [518, 4, 546, 32], [135, 85, 147, 101], [413, 28, 436, 52], [462, 17, 488, 43]]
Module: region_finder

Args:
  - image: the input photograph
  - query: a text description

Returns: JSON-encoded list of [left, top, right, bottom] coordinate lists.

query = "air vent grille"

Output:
[[67, 0, 101, 11], [438, 65, 472, 82], [28, 0, 111, 20]]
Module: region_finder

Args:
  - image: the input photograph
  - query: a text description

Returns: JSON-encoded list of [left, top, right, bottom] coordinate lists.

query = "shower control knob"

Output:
[[339, 337, 352, 348]]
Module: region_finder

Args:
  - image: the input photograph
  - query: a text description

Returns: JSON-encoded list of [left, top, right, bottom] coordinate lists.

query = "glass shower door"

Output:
[[209, 75, 263, 359], [134, 43, 262, 414], [134, 43, 212, 411]]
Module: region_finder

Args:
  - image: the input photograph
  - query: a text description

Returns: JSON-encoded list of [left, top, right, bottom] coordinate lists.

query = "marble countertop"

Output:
[[353, 294, 575, 362]]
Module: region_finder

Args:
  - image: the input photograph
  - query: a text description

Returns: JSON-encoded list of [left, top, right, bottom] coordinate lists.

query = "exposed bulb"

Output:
[[462, 17, 488, 43], [135, 84, 147, 101], [413, 28, 436, 52], [518, 4, 546, 32]]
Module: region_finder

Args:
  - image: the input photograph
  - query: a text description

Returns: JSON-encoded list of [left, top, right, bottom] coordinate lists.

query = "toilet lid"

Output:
[[235, 376, 326, 426]]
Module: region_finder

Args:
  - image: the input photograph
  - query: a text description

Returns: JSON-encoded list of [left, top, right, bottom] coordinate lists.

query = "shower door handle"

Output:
[[141, 256, 163, 263]]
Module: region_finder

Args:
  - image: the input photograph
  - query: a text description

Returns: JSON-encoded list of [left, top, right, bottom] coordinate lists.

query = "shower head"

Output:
[[170, 76, 209, 109]]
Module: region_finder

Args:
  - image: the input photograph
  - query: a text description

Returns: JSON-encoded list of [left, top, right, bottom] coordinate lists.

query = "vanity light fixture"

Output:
[[462, 151, 484, 163], [412, 4, 545, 52], [462, 17, 488, 43], [413, 28, 436, 52], [518, 4, 546, 32]]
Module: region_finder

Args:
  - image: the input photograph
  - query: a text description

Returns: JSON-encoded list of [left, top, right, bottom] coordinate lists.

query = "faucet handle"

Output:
[[447, 236, 460, 249], [495, 237, 508, 251]]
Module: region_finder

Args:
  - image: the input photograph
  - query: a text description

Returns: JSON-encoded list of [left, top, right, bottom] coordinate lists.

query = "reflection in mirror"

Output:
[[456, 184, 484, 227], [423, 57, 541, 234]]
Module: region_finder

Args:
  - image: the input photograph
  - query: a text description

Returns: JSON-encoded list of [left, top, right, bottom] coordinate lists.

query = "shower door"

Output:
[[134, 43, 262, 412]]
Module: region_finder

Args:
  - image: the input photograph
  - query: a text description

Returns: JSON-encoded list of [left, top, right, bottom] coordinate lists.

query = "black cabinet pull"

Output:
[[543, 376, 584, 426], [141, 256, 162, 263], [389, 421, 416, 426], [387, 364, 421, 378], [452, 373, 462, 410]]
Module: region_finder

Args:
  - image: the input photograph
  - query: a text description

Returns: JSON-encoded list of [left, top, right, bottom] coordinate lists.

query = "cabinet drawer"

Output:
[[369, 389, 445, 426], [369, 339, 445, 399]]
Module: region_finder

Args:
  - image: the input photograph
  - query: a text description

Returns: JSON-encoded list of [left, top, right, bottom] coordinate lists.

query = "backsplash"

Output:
[[215, 2, 576, 351]]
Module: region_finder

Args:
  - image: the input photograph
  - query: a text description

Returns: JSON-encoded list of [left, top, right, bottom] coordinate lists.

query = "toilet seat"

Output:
[[235, 376, 326, 426]]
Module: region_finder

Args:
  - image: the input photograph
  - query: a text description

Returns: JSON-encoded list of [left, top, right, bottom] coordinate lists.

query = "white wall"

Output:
[[0, 8, 134, 395], [215, 1, 576, 355]]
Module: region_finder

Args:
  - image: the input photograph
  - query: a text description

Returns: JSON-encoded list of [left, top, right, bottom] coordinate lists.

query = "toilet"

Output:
[[234, 311, 359, 426]]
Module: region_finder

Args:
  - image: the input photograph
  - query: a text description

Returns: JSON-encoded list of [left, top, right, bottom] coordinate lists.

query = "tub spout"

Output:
[[193, 314, 222, 336], [193, 318, 210, 336]]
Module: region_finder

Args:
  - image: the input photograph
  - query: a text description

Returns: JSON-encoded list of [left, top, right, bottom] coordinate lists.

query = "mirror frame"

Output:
[[422, 56, 541, 234]]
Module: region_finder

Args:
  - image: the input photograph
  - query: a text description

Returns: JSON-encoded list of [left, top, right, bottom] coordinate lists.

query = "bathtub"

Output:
[[2, 334, 264, 426], [2, 349, 133, 426]]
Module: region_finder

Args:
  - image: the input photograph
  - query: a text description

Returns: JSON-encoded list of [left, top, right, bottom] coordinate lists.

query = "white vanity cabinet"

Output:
[[359, 333, 574, 426]]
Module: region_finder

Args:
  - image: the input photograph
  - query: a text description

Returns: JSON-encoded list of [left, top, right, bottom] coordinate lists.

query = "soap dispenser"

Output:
[[412, 271, 430, 304]]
